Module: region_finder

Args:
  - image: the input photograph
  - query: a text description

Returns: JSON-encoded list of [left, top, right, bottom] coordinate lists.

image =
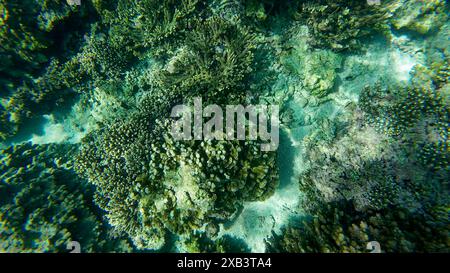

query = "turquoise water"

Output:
[[0, 0, 449, 253]]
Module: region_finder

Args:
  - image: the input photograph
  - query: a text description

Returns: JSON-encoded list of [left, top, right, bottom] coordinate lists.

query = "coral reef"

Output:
[[76, 113, 278, 249], [0, 0, 97, 91], [97, 0, 202, 59], [0, 142, 132, 252], [267, 106, 449, 253], [0, 0, 448, 254], [294, 0, 389, 52], [3, 59, 78, 134], [0, 0, 99, 140], [389, 0, 448, 35], [282, 41, 342, 97], [181, 231, 250, 253], [300, 109, 447, 213], [267, 200, 449, 253], [359, 82, 449, 170], [154, 16, 257, 104]]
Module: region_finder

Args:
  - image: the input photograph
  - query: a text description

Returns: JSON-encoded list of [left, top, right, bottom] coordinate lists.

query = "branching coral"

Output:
[[66, 29, 135, 84], [1, 0, 446, 255], [68, 10, 277, 250], [294, 0, 389, 52], [0, 0, 50, 88], [359, 82, 449, 170], [2, 59, 79, 139], [0, 142, 132, 253], [97, 0, 202, 59], [0, 104, 14, 140], [0, 0, 100, 140], [154, 16, 257, 104], [267, 200, 449, 253], [0, 3, 259, 140], [0, 0, 96, 92]]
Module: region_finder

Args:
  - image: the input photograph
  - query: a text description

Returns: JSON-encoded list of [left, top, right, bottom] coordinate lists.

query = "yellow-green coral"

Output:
[[76, 114, 278, 249], [389, 0, 448, 35]]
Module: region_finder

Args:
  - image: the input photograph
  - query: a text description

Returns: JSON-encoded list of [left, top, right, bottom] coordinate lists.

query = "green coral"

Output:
[[98, 0, 202, 59], [0, 142, 132, 253], [0, 0, 95, 91], [0, 0, 100, 140], [294, 0, 389, 52], [154, 16, 257, 104], [2, 59, 78, 139], [70, 10, 277, 251], [267, 200, 449, 253], [389, 0, 448, 35], [65, 29, 135, 84], [76, 114, 278, 249]]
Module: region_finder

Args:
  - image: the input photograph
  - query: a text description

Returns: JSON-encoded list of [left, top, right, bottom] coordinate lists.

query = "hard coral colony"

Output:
[[0, 0, 449, 253]]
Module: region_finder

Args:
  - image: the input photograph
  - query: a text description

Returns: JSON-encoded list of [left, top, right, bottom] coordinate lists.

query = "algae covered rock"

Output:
[[282, 33, 342, 98], [301, 50, 342, 98]]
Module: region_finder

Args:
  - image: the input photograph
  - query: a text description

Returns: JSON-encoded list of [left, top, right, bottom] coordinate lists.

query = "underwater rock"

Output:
[[302, 50, 342, 98], [282, 33, 342, 98]]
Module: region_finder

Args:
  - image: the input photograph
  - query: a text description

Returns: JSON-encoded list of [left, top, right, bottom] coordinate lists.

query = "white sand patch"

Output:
[[31, 115, 68, 144], [391, 48, 417, 82]]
